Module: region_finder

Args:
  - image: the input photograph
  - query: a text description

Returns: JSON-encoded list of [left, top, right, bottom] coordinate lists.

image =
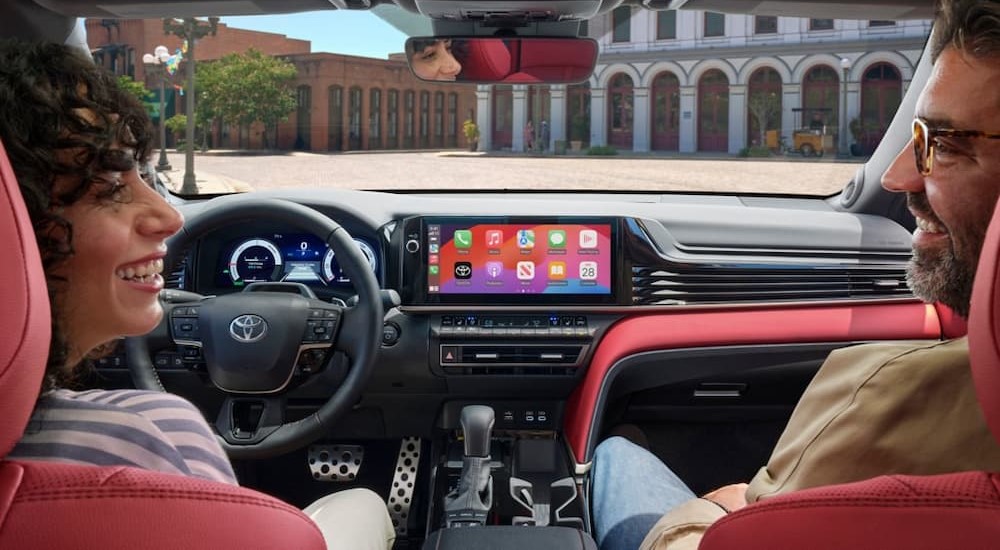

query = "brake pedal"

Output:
[[388, 437, 421, 537], [308, 444, 364, 482]]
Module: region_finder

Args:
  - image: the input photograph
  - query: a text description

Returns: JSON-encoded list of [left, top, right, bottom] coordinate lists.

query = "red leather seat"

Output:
[[699, 199, 1000, 549], [0, 139, 326, 549]]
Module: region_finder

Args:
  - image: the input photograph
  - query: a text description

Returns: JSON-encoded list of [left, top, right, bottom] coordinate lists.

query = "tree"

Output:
[[196, 49, 297, 149], [117, 75, 154, 115], [747, 91, 781, 148]]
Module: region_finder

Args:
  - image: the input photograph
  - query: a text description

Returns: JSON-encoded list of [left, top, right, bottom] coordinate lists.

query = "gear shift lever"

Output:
[[461, 405, 494, 457], [444, 405, 495, 527]]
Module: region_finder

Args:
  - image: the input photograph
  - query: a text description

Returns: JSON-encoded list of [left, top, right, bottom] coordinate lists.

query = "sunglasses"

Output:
[[912, 117, 1000, 176]]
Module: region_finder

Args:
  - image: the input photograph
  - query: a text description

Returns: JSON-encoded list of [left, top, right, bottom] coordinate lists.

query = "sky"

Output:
[[222, 10, 415, 60]]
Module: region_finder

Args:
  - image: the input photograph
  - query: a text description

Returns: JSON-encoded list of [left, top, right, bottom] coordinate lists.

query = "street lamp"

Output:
[[839, 57, 852, 157], [142, 45, 172, 172], [163, 17, 219, 195]]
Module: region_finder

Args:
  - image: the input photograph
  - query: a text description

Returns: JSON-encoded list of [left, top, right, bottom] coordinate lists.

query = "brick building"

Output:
[[85, 18, 477, 152]]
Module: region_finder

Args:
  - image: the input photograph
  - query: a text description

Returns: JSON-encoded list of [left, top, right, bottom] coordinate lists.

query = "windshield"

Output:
[[91, 9, 931, 196]]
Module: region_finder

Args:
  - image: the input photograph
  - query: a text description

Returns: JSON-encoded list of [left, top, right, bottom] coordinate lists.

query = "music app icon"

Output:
[[486, 230, 503, 248]]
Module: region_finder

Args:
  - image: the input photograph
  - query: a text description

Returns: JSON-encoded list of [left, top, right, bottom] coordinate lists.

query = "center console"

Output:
[[396, 217, 616, 547], [424, 405, 596, 550]]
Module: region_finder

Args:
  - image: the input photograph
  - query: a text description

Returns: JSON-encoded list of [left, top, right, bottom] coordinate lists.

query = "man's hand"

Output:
[[702, 483, 749, 513]]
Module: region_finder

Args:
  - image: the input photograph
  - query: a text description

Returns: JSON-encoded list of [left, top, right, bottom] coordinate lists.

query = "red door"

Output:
[[651, 72, 680, 151], [607, 73, 634, 149], [698, 70, 729, 152]]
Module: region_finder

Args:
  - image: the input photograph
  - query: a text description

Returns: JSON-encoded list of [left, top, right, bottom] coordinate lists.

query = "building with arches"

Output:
[[474, 11, 930, 155]]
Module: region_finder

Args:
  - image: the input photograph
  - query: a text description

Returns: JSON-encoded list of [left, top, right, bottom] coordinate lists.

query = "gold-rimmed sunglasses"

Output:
[[912, 117, 1000, 176]]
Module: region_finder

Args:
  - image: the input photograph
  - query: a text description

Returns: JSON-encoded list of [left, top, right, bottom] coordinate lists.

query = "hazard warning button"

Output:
[[441, 345, 461, 364]]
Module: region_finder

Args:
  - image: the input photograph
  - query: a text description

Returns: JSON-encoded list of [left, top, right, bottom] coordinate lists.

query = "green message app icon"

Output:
[[454, 230, 473, 248], [548, 230, 567, 248]]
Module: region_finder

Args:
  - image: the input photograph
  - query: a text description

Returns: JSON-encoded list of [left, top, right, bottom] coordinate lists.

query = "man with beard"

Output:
[[591, 2, 1000, 550]]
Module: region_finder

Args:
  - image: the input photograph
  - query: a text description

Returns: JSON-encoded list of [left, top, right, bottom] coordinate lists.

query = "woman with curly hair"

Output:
[[0, 39, 393, 550]]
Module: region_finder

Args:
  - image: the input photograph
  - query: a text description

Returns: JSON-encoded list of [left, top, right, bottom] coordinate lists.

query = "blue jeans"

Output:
[[591, 437, 697, 550]]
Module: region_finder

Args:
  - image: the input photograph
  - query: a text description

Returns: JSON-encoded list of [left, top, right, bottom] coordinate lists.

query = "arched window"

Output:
[[747, 67, 782, 149], [801, 65, 839, 133], [492, 86, 513, 150], [607, 73, 634, 149], [859, 63, 902, 154], [369, 88, 382, 150], [295, 85, 311, 150], [697, 69, 729, 152], [434, 91, 445, 147], [327, 85, 343, 151], [447, 93, 458, 147], [566, 83, 591, 146], [348, 86, 363, 150], [387, 89, 399, 149], [419, 91, 430, 147], [403, 90, 415, 148], [651, 71, 680, 151]]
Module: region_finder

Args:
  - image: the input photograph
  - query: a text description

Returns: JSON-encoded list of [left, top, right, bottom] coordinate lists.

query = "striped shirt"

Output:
[[8, 388, 237, 485]]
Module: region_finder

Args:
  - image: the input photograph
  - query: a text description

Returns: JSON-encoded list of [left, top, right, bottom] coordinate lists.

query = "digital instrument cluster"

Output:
[[217, 233, 377, 288]]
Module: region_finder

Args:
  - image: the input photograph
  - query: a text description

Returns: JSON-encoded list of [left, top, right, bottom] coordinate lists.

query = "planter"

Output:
[[468, 140, 478, 152], [849, 143, 863, 157], [570, 140, 583, 152]]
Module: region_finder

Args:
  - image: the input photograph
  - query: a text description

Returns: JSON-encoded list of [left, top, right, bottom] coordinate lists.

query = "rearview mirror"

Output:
[[405, 37, 597, 84]]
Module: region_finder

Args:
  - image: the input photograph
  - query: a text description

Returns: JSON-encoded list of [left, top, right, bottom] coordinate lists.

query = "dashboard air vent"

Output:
[[631, 264, 911, 306], [164, 255, 189, 290]]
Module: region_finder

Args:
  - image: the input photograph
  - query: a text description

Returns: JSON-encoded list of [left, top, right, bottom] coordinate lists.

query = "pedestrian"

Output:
[[539, 120, 550, 152], [524, 120, 534, 152]]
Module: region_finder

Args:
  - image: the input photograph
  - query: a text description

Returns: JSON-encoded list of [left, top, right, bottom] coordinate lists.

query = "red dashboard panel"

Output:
[[564, 302, 943, 464]]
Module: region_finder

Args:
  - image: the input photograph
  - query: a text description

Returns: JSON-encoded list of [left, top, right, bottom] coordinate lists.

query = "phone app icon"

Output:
[[454, 230, 473, 249], [548, 230, 567, 248], [579, 261, 598, 280], [454, 262, 473, 279], [516, 261, 535, 280], [579, 229, 598, 249], [485, 230, 504, 248], [486, 261, 504, 279], [516, 229, 535, 249], [428, 265, 439, 276], [548, 261, 567, 279]]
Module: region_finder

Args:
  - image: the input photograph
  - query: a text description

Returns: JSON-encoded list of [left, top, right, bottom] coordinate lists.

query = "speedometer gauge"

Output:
[[228, 239, 282, 284], [322, 239, 377, 283]]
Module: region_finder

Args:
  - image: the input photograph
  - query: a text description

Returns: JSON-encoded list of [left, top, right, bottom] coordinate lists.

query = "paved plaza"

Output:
[[159, 151, 863, 196]]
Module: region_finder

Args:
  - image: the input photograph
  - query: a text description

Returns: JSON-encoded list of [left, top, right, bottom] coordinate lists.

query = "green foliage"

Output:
[[196, 48, 297, 148], [747, 91, 780, 148], [585, 145, 618, 156], [570, 114, 589, 141], [117, 75, 154, 115], [739, 146, 771, 158], [462, 119, 480, 142], [164, 114, 187, 137]]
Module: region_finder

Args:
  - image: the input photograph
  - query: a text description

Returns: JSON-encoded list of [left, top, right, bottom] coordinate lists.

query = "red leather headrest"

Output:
[[459, 40, 512, 81], [0, 139, 49, 457], [970, 199, 1000, 442]]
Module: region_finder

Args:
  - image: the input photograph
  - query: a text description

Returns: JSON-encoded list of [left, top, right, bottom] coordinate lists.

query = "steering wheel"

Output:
[[125, 198, 382, 459]]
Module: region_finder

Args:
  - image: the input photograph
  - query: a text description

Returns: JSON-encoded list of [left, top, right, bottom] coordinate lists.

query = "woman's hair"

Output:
[[0, 39, 153, 391], [932, 0, 1000, 61]]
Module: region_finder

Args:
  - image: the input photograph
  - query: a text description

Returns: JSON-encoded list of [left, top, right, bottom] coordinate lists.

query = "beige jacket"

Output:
[[639, 338, 1000, 550]]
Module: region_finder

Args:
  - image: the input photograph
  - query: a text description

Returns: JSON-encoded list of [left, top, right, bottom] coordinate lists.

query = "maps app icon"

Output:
[[517, 229, 535, 249]]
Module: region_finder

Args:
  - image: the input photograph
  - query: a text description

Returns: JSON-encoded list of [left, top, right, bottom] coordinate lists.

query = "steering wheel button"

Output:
[[323, 310, 338, 318]]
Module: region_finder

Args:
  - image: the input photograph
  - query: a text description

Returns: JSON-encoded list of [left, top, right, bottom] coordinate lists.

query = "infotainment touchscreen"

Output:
[[426, 221, 613, 296]]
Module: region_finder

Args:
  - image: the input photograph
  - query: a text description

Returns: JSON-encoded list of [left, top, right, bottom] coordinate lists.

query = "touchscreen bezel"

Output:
[[401, 216, 622, 306]]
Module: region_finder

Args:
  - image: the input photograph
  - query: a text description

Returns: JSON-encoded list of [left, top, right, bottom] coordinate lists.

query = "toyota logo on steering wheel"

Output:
[[229, 314, 268, 343]]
